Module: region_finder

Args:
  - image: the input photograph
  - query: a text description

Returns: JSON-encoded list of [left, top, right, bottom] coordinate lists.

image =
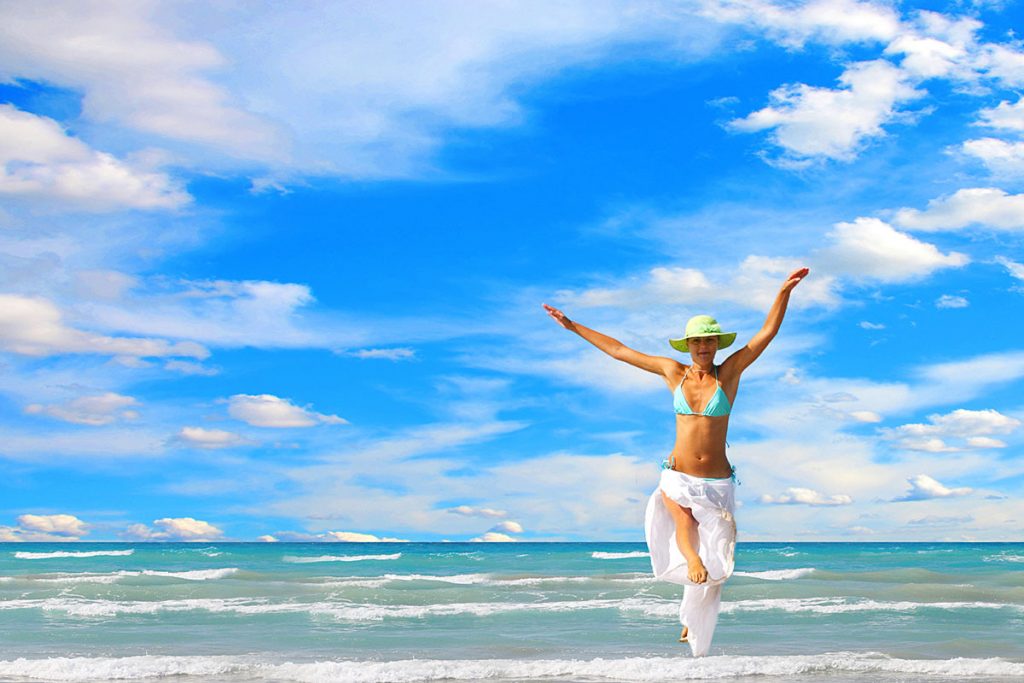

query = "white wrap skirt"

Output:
[[644, 468, 737, 657]]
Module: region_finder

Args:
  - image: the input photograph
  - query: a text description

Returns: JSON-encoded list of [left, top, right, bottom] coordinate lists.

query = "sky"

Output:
[[1, 0, 1023, 543]]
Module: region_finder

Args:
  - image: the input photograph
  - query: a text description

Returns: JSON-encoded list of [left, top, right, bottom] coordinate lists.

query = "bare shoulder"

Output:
[[718, 352, 745, 385], [659, 357, 687, 388]]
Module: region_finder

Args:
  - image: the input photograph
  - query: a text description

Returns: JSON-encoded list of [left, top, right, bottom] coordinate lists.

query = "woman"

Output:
[[542, 267, 809, 656]]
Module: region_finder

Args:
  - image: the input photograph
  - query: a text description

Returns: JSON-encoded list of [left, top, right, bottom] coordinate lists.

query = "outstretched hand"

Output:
[[781, 267, 810, 294], [542, 303, 576, 331]]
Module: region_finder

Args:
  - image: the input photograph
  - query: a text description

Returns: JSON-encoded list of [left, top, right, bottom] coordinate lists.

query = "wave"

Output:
[[13, 549, 135, 560], [321, 572, 652, 588], [10, 568, 239, 584], [592, 551, 649, 559], [984, 553, 1024, 563], [734, 567, 815, 581], [8, 593, 1019, 622], [0, 653, 1022, 682], [283, 553, 401, 563]]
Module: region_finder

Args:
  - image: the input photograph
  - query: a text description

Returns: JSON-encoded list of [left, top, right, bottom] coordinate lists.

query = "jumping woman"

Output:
[[543, 267, 809, 656]]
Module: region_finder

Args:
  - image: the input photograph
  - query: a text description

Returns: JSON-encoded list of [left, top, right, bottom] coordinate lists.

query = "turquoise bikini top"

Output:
[[674, 365, 732, 417]]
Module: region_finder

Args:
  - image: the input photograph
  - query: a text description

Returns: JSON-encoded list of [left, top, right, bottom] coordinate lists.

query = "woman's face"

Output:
[[688, 335, 719, 364]]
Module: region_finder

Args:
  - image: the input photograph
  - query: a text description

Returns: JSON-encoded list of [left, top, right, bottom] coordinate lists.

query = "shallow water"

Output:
[[1, 542, 1022, 682]]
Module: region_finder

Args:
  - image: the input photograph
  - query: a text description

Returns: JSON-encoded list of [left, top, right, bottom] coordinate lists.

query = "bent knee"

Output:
[[660, 491, 696, 521]]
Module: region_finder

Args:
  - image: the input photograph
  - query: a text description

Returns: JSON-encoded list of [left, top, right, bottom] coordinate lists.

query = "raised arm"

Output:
[[542, 303, 677, 378], [723, 267, 809, 376]]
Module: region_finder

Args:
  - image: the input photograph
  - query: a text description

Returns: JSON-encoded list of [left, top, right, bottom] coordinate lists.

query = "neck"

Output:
[[691, 361, 714, 375]]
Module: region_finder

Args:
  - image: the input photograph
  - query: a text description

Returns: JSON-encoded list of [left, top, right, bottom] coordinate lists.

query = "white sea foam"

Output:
[[720, 597, 1023, 615], [983, 553, 1024, 563], [734, 567, 815, 581], [13, 549, 134, 560], [1, 653, 1022, 682], [5, 593, 1018, 622], [17, 568, 239, 584], [283, 553, 401, 563], [322, 572, 652, 589], [0, 596, 625, 620], [592, 551, 649, 559]]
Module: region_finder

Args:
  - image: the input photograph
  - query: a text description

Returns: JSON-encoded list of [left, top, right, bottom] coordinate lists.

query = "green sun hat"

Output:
[[669, 314, 737, 353]]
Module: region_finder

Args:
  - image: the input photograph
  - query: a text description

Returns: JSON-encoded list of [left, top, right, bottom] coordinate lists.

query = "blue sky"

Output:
[[1, 0, 1023, 543]]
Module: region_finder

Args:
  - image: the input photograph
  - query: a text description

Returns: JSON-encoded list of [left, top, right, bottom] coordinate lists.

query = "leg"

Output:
[[660, 490, 708, 584]]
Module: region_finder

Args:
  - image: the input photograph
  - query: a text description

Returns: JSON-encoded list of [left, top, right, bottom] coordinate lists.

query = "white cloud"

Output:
[[471, 532, 518, 542], [447, 505, 508, 519], [859, 321, 885, 330], [0, 294, 209, 359], [893, 188, 1024, 232], [124, 517, 224, 541], [257, 535, 278, 542], [978, 42, 1024, 87], [0, 105, 189, 210], [816, 218, 968, 282], [226, 394, 347, 428], [883, 408, 1021, 452], [322, 531, 409, 542], [996, 256, 1024, 282], [560, 256, 837, 312], [490, 520, 524, 534], [849, 410, 883, 423], [0, 2, 724, 177], [977, 95, 1024, 132], [0, 2, 284, 163], [729, 60, 922, 163], [343, 347, 416, 361], [25, 393, 139, 426], [760, 487, 853, 506], [698, 0, 901, 48], [892, 474, 972, 501], [935, 295, 968, 309], [961, 137, 1024, 176], [17, 513, 88, 538], [175, 426, 252, 450]]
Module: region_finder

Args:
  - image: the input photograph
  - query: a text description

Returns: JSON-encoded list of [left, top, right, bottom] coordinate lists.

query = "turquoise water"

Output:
[[1, 542, 1022, 682]]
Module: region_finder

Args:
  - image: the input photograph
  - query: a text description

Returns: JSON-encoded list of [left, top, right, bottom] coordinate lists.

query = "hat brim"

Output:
[[669, 332, 737, 353]]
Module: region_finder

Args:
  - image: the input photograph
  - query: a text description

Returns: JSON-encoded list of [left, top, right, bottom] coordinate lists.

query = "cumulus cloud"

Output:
[[257, 535, 278, 542], [0, 105, 189, 210], [935, 295, 968, 309], [25, 393, 139, 426], [174, 426, 253, 450], [961, 138, 1024, 176], [891, 474, 972, 501], [560, 256, 837, 312], [17, 513, 88, 538], [698, 0, 901, 48], [490, 520, 524, 534], [471, 531, 518, 542], [882, 408, 1021, 452], [322, 531, 408, 542], [0, 294, 209, 359], [447, 505, 508, 519], [977, 95, 1024, 132], [124, 517, 224, 541], [893, 188, 1024, 232], [816, 218, 968, 282], [226, 394, 347, 428], [849, 410, 882, 423], [269, 530, 408, 542], [760, 487, 853, 506], [729, 60, 922, 163]]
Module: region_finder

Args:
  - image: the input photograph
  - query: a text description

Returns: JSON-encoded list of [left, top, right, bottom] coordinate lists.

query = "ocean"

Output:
[[1, 542, 1022, 682]]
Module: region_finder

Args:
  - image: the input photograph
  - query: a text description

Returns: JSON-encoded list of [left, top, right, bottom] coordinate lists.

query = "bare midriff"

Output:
[[669, 414, 732, 478]]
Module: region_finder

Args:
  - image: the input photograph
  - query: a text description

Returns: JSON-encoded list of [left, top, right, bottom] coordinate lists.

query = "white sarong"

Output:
[[644, 468, 737, 657]]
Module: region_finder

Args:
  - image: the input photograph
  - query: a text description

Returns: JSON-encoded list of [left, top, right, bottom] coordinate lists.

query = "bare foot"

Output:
[[686, 556, 708, 584], [678, 626, 689, 643]]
